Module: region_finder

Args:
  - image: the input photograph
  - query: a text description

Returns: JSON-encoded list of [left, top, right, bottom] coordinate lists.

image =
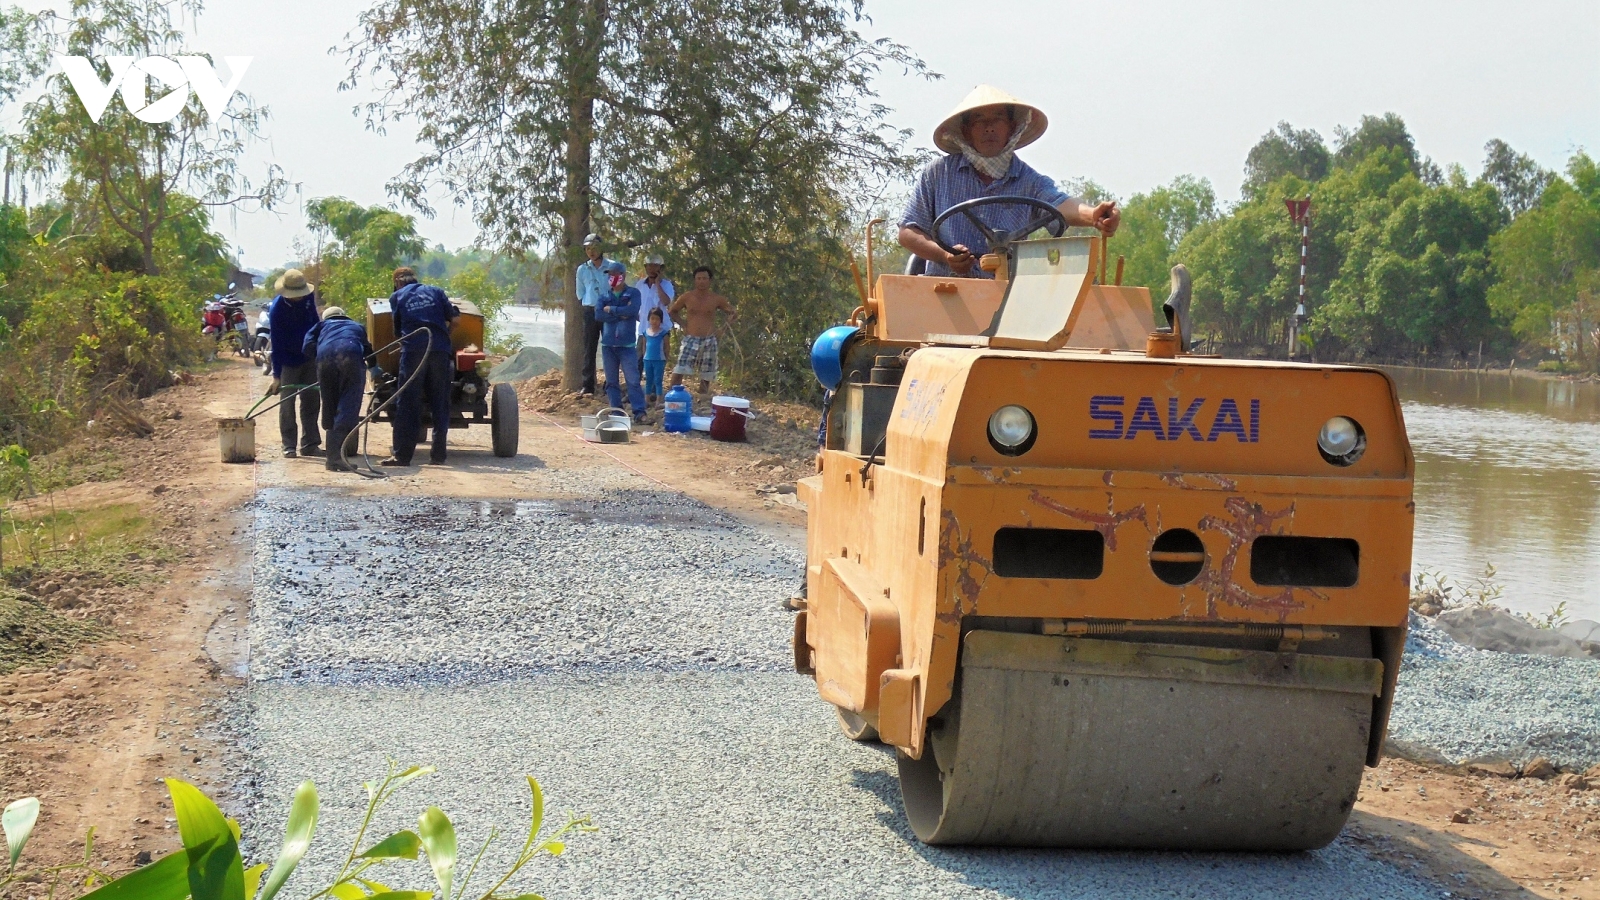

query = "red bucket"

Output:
[[710, 396, 753, 442]]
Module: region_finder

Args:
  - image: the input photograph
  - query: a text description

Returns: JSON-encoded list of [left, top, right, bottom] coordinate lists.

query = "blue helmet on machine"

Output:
[[810, 325, 859, 391]]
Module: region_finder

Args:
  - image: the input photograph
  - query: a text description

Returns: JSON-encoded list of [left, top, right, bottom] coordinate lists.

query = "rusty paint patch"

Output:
[[976, 466, 1021, 485], [1027, 490, 1149, 551], [1192, 496, 1322, 619], [938, 508, 990, 624], [1157, 472, 1240, 491]]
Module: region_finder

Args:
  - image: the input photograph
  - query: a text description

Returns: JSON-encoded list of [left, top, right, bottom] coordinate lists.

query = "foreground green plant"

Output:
[[1, 762, 591, 900]]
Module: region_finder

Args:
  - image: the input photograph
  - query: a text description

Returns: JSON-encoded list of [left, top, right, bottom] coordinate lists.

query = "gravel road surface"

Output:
[[1388, 613, 1600, 770], [240, 471, 1455, 899]]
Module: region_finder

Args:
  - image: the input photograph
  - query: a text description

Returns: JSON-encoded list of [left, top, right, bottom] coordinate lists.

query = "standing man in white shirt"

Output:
[[634, 254, 675, 401]]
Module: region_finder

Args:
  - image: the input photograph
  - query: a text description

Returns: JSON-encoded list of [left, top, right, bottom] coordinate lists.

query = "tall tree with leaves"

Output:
[[1116, 174, 1218, 304], [1241, 122, 1329, 201], [1481, 138, 1555, 218], [342, 0, 927, 391], [18, 0, 288, 276]]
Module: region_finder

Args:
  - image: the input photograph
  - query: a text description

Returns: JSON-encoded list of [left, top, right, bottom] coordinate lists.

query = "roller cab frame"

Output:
[[796, 235, 1414, 849], [366, 297, 520, 458]]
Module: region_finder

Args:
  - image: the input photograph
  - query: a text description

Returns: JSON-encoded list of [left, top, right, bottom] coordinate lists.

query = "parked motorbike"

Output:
[[202, 292, 250, 357], [251, 309, 272, 373]]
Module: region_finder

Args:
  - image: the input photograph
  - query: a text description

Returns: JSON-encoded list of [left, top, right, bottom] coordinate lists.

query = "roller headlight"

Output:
[[987, 405, 1037, 456], [1317, 416, 1366, 466]]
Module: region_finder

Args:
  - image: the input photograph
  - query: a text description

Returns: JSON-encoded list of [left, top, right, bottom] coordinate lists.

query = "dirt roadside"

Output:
[[2, 363, 1594, 899], [0, 359, 256, 879]]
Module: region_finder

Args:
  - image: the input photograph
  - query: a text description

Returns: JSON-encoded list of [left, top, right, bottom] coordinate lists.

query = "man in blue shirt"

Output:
[[575, 233, 616, 395], [898, 85, 1121, 279], [264, 269, 323, 458], [302, 307, 378, 472], [596, 261, 648, 422], [382, 266, 459, 467]]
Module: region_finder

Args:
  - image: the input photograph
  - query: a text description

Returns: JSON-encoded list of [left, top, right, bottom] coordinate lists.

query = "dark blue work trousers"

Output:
[[318, 349, 367, 462], [602, 345, 646, 415], [393, 349, 454, 464]]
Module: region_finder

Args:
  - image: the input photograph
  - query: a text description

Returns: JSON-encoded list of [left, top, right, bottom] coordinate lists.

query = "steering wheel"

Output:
[[928, 195, 1070, 257]]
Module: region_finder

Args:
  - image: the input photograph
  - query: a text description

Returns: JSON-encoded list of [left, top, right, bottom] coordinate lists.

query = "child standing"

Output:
[[642, 307, 668, 405]]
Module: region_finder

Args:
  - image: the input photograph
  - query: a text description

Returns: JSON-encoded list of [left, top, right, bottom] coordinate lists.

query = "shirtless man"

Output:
[[667, 265, 737, 395]]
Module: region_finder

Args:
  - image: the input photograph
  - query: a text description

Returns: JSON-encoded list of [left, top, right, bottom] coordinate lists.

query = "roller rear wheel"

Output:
[[836, 707, 878, 742]]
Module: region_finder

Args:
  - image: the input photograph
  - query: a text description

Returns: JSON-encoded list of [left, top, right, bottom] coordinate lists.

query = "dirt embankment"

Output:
[[0, 361, 255, 878]]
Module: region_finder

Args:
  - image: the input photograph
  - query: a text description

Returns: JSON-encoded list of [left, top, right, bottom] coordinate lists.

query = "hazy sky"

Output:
[[10, 0, 1599, 271]]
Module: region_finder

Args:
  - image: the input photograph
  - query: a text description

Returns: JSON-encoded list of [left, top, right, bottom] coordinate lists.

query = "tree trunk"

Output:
[[141, 231, 160, 277], [559, 0, 606, 392]]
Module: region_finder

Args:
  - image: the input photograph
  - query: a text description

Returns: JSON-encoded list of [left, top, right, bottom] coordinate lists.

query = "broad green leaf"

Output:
[[166, 779, 245, 900], [416, 807, 456, 900], [227, 818, 243, 842], [541, 842, 564, 857], [357, 878, 394, 894], [366, 893, 433, 900], [258, 781, 318, 900], [521, 777, 543, 855], [43, 212, 71, 243], [244, 863, 267, 900], [359, 830, 420, 860], [330, 882, 366, 900], [3, 797, 39, 872], [79, 849, 192, 900]]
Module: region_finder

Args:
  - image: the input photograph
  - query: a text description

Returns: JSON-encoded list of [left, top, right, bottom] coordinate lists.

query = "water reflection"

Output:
[[1388, 367, 1600, 621]]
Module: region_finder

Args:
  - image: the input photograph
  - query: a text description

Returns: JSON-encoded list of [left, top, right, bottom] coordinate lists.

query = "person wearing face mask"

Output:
[[898, 85, 1121, 278], [596, 260, 649, 424]]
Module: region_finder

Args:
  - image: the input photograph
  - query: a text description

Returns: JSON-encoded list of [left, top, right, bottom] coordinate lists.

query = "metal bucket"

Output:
[[218, 417, 255, 463]]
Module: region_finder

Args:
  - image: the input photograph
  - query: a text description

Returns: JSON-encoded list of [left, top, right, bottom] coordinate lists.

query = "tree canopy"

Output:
[[342, 0, 928, 391]]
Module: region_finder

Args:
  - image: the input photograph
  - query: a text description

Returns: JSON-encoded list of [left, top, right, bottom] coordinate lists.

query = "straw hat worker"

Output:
[[898, 85, 1120, 278]]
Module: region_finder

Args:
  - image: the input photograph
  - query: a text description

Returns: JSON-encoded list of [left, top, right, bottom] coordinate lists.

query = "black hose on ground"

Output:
[[342, 328, 434, 478]]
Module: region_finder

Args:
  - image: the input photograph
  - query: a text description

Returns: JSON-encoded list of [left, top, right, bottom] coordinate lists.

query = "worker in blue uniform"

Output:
[[382, 266, 459, 467], [302, 306, 379, 472]]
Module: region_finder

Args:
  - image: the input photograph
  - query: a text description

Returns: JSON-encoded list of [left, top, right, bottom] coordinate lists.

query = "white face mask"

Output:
[[954, 109, 1032, 180]]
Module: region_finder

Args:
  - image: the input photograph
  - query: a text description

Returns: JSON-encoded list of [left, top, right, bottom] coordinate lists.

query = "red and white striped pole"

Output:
[[1285, 197, 1312, 360]]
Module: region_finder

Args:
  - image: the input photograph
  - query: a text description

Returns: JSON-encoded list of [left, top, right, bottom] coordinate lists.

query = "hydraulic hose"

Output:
[[343, 327, 434, 478]]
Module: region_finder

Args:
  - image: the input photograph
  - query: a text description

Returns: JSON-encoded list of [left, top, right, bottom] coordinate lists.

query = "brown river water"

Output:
[[1391, 367, 1600, 623]]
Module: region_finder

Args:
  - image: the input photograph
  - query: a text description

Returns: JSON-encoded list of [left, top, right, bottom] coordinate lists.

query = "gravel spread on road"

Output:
[[240, 478, 1459, 899], [1388, 612, 1600, 770]]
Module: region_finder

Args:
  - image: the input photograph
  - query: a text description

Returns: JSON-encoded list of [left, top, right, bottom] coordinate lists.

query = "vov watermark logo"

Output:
[[55, 54, 251, 124]]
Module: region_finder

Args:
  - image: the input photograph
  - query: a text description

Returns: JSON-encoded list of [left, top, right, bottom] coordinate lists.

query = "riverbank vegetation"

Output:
[[1113, 117, 1600, 371]]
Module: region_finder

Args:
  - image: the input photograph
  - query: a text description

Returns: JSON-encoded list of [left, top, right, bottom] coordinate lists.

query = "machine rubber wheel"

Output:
[[491, 382, 519, 457], [836, 707, 879, 742]]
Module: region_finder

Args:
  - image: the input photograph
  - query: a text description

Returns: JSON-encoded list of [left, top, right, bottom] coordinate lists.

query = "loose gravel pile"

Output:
[[1388, 612, 1600, 770]]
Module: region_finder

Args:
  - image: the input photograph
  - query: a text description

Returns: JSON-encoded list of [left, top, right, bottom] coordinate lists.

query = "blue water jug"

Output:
[[663, 384, 693, 433]]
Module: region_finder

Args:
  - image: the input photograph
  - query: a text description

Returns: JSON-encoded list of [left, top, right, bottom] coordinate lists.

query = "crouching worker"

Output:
[[383, 266, 458, 467], [302, 307, 378, 472]]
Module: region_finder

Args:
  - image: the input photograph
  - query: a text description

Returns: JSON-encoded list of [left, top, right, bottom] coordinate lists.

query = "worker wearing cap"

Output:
[[596, 260, 649, 423], [264, 269, 323, 458], [898, 85, 1120, 278], [576, 234, 617, 395], [302, 306, 377, 472], [633, 254, 675, 401], [383, 266, 459, 467]]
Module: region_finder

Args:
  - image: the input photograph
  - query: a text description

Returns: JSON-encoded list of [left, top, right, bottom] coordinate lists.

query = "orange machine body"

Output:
[[797, 262, 1414, 764]]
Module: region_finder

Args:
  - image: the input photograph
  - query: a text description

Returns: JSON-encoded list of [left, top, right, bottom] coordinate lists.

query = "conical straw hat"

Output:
[[933, 84, 1048, 155]]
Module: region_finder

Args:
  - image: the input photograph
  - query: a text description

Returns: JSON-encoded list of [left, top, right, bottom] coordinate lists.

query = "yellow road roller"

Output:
[[795, 206, 1413, 849]]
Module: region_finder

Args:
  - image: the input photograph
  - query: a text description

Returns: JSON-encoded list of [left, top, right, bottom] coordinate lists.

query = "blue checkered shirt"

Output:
[[900, 154, 1072, 278]]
